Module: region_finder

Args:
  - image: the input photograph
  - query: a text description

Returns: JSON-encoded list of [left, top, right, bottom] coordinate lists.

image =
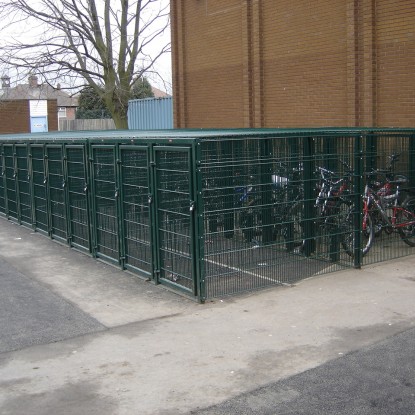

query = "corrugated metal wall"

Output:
[[128, 97, 173, 130]]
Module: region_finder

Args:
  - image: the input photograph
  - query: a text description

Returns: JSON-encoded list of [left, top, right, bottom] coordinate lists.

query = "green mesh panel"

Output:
[[3, 146, 17, 220], [67, 147, 89, 250], [121, 148, 151, 275], [16, 146, 31, 224], [155, 148, 194, 293], [47, 146, 66, 240], [93, 146, 118, 261], [31, 146, 48, 232], [0, 146, 5, 215]]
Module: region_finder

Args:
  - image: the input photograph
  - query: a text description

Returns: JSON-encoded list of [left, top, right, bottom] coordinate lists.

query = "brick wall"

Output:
[[0, 100, 58, 134], [171, 0, 415, 128]]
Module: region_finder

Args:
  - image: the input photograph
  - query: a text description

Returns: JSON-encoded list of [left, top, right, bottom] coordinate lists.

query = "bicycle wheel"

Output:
[[397, 196, 415, 246], [339, 203, 374, 257]]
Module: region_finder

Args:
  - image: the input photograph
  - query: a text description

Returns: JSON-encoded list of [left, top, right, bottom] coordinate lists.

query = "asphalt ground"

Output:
[[192, 327, 415, 415], [1, 217, 415, 414], [0, 258, 105, 354]]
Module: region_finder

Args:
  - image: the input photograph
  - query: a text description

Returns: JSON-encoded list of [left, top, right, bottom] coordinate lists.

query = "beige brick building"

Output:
[[171, 0, 415, 128]]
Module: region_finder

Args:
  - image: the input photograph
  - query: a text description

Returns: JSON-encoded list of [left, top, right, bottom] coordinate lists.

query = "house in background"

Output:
[[151, 86, 171, 99], [171, 0, 415, 129], [0, 75, 78, 121]]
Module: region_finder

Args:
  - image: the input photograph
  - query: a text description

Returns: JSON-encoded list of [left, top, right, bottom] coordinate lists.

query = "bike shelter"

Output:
[[0, 129, 415, 302]]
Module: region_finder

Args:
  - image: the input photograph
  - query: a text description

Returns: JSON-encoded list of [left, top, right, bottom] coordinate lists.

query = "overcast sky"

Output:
[[0, 0, 173, 94]]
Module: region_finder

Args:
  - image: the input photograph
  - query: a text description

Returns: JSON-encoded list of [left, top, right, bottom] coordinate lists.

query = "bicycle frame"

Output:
[[363, 184, 415, 230]]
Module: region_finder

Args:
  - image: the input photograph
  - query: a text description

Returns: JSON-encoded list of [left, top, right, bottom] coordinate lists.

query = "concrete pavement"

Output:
[[0, 217, 415, 414]]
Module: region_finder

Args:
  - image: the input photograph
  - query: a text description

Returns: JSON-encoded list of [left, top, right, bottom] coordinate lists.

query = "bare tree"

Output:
[[0, 0, 170, 129]]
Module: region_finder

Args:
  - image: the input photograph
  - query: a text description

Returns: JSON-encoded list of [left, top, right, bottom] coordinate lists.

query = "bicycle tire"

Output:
[[339, 203, 374, 257], [397, 196, 415, 247]]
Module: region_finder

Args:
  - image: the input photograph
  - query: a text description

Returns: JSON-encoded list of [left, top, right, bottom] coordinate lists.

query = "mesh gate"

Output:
[[47, 146, 66, 240], [121, 147, 152, 275], [154, 147, 196, 294], [16, 145, 31, 225], [92, 146, 119, 262], [31, 146, 48, 233], [66, 146, 90, 251], [4, 145, 17, 220]]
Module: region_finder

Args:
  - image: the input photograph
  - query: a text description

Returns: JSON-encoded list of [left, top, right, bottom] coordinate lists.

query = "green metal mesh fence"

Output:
[[0, 129, 414, 301]]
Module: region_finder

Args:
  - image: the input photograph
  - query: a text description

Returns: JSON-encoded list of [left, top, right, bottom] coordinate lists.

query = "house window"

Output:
[[58, 107, 67, 118]]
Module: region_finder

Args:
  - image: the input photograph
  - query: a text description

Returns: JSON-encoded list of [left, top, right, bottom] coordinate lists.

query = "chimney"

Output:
[[1, 75, 10, 88], [28, 75, 38, 88]]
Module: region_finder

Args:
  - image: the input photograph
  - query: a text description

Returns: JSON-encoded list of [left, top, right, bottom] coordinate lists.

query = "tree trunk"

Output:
[[112, 112, 128, 129]]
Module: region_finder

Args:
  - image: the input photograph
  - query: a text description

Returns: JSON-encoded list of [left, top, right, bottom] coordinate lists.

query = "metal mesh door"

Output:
[[120, 147, 152, 275], [47, 146, 67, 240], [155, 147, 195, 294], [16, 145, 32, 225], [31, 146, 48, 233], [3, 145, 17, 220], [67, 146, 90, 251], [0, 146, 5, 215], [92, 146, 119, 262]]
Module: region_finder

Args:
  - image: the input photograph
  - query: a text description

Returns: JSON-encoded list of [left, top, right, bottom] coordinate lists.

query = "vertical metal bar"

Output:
[[409, 134, 415, 190], [260, 138, 273, 244], [13, 146, 22, 224], [149, 145, 160, 283], [302, 135, 315, 256], [0, 144, 4, 216], [83, 142, 93, 254], [28, 144, 34, 229], [326, 135, 340, 263], [222, 140, 235, 238], [354, 134, 364, 268], [44, 147, 53, 237], [115, 144, 125, 269], [365, 131, 377, 172], [194, 140, 205, 302], [63, 145, 72, 246], [88, 144, 98, 258]]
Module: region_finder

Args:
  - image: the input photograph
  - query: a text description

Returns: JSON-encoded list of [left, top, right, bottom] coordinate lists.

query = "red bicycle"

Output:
[[341, 171, 415, 257]]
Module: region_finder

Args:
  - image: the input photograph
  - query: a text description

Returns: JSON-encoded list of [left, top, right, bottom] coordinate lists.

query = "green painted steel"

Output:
[[0, 128, 414, 301], [0, 144, 4, 215], [66, 145, 90, 252], [31, 145, 49, 233], [120, 146, 152, 275], [46, 145, 67, 241]]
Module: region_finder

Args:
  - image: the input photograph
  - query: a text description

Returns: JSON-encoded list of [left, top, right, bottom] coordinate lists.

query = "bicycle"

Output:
[[237, 162, 304, 249], [306, 160, 355, 257], [341, 157, 415, 257]]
